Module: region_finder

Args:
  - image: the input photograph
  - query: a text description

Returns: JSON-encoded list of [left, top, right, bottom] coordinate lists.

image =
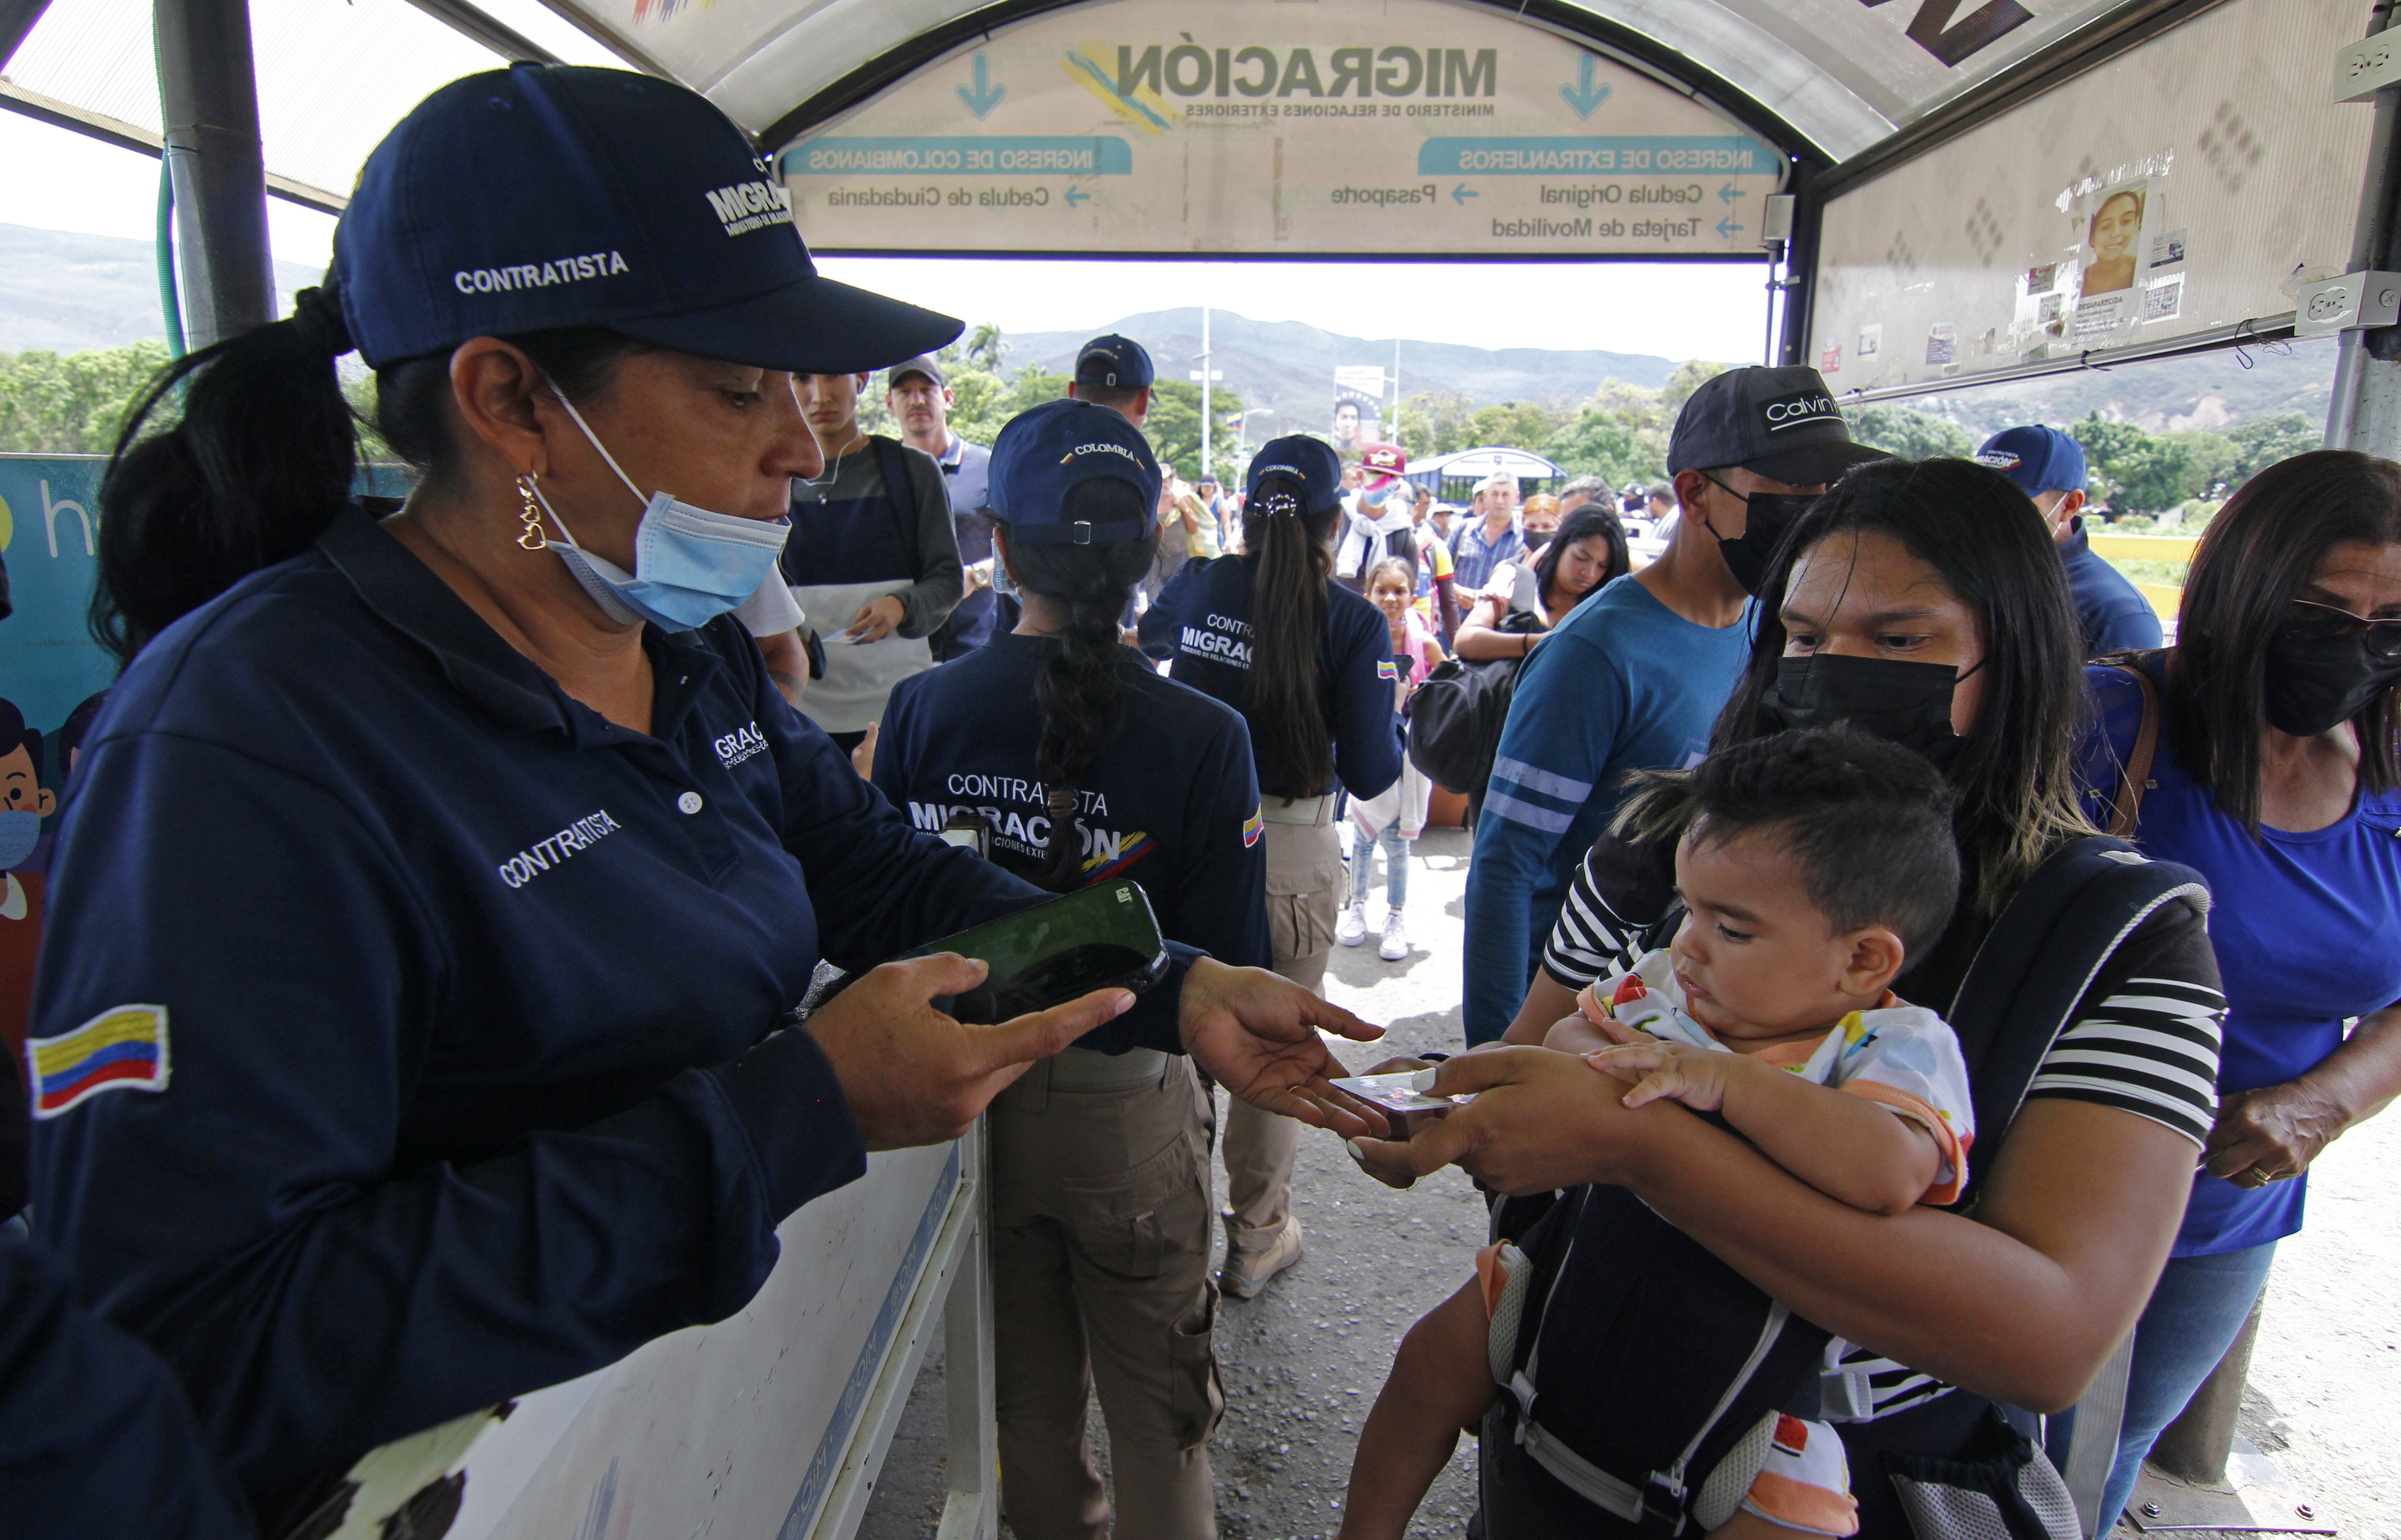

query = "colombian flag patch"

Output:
[[1242, 809, 1265, 848], [1376, 660, 1400, 682], [29, 1005, 170, 1119]]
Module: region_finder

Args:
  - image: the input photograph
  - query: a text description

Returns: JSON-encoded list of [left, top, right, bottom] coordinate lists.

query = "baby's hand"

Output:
[[1584, 1041, 1737, 1111]]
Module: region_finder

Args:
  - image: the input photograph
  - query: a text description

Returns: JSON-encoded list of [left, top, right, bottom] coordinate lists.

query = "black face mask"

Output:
[[1757, 653, 1974, 769], [1698, 477, 1819, 595], [2263, 620, 2401, 738]]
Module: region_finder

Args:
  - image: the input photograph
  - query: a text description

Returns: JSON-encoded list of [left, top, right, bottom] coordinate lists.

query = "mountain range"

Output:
[[1006, 308, 1677, 428], [0, 223, 319, 353], [0, 221, 2333, 440]]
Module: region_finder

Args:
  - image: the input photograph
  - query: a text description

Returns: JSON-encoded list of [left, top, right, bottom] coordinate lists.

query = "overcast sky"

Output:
[[3, 111, 1773, 363]]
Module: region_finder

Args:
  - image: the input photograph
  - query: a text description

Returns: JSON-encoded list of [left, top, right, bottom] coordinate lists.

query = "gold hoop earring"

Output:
[[516, 475, 546, 551]]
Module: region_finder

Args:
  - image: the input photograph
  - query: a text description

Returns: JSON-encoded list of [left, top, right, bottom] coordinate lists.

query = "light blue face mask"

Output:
[[531, 391, 791, 632], [0, 810, 40, 870]]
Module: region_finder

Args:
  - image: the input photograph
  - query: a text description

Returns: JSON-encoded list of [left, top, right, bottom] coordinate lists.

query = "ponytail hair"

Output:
[[1240, 475, 1341, 797], [93, 286, 358, 664], [94, 285, 647, 665], [1003, 476, 1159, 890]]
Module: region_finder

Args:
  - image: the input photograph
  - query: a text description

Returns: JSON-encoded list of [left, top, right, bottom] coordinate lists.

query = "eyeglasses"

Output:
[[2287, 598, 2401, 660]]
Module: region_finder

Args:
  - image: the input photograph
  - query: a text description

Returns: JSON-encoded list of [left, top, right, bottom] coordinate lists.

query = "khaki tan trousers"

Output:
[[991, 1053, 1224, 1540], [1221, 813, 1341, 1256]]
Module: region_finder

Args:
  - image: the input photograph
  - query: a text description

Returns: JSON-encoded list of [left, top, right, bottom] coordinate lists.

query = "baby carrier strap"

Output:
[[1942, 834, 2209, 1208], [1488, 1184, 1830, 1538]]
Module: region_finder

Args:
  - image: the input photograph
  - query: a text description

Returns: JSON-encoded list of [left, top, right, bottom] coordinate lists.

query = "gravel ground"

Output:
[[859, 823, 2399, 1540]]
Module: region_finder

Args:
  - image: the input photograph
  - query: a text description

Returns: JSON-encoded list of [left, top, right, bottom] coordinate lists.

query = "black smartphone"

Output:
[[896, 879, 1171, 1024]]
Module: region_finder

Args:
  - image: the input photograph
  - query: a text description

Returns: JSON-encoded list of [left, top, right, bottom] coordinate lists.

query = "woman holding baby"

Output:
[[1347, 457, 2229, 1540]]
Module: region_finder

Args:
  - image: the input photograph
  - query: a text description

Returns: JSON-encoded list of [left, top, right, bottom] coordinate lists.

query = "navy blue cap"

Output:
[[1244, 436, 1344, 517], [333, 64, 961, 372], [1667, 365, 1887, 486], [989, 399, 1162, 544], [1074, 334, 1154, 388], [1974, 426, 2087, 495]]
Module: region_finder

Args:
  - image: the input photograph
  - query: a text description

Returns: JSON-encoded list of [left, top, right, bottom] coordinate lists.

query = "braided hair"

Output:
[[1002, 475, 1159, 890]]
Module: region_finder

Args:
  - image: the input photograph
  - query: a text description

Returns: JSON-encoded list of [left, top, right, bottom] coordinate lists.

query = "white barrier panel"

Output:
[[325, 1128, 996, 1540], [1808, 0, 2371, 394]]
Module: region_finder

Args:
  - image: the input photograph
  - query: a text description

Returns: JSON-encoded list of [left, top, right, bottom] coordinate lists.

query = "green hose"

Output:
[[156, 157, 184, 360]]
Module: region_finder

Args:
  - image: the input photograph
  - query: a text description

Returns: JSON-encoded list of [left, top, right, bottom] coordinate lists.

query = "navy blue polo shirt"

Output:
[[1137, 556, 1404, 802], [27, 506, 1079, 1504], [875, 631, 1271, 1047], [0, 1234, 251, 1539], [2059, 518, 2163, 656]]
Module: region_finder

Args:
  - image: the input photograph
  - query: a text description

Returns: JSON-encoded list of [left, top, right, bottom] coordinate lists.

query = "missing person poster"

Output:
[[1332, 365, 1386, 449]]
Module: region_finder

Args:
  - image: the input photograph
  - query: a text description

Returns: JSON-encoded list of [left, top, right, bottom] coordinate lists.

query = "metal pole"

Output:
[[1779, 165, 1823, 369], [1200, 305, 1212, 482], [0, 0, 52, 72], [2327, 0, 2401, 453], [155, 0, 275, 350]]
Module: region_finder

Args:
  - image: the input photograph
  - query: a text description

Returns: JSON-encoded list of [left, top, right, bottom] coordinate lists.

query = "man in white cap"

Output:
[[1449, 471, 1526, 592]]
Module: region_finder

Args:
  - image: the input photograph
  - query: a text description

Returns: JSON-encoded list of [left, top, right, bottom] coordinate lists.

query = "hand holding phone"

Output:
[[803, 952, 1135, 1151], [896, 880, 1170, 1024]]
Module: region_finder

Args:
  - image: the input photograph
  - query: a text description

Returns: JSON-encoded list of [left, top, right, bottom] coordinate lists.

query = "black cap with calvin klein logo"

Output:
[[1666, 365, 1889, 487]]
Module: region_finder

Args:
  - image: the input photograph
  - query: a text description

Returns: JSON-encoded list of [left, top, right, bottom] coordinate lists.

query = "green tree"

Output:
[[2071, 414, 2200, 515], [1848, 405, 1973, 461], [1142, 379, 1247, 482], [0, 342, 174, 455], [1542, 407, 1641, 485], [1660, 359, 1728, 410], [1467, 399, 1573, 451], [1395, 388, 1476, 458], [2225, 412, 2319, 485]]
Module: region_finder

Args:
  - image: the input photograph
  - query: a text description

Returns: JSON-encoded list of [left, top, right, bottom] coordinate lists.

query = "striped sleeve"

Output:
[[2025, 898, 2224, 1147], [1541, 829, 1677, 989]]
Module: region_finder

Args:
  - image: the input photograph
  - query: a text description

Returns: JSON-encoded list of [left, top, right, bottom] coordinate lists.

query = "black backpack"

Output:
[[1479, 835, 2211, 1540], [1405, 609, 1545, 794]]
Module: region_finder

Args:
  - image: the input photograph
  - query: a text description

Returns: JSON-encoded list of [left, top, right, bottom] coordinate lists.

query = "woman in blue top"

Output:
[[1142, 437, 1404, 1298], [24, 66, 1376, 1529], [2080, 449, 2401, 1524], [872, 399, 1271, 1538]]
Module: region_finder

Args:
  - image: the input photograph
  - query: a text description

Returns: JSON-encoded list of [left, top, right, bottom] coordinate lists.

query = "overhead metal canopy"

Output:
[[1, 0, 2208, 213]]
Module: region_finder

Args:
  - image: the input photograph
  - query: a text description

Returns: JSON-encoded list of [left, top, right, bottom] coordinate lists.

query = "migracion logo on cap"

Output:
[[1760, 389, 1841, 434], [1973, 451, 2023, 470], [702, 156, 794, 239]]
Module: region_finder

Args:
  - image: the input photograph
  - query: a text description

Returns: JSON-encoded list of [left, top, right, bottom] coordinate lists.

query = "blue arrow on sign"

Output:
[[1559, 54, 1611, 118], [1716, 215, 1746, 240], [1451, 183, 1478, 206], [956, 53, 1006, 118], [1717, 183, 1748, 206], [1064, 185, 1090, 207]]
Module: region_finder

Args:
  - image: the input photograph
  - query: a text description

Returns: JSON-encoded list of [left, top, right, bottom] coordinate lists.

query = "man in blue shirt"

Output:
[[1975, 425, 2163, 657], [1460, 366, 1886, 1043], [1448, 472, 1526, 593]]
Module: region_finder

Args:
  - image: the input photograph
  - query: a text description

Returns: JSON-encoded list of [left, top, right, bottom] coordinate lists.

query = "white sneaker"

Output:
[[1379, 909, 1410, 961], [1336, 901, 1369, 947]]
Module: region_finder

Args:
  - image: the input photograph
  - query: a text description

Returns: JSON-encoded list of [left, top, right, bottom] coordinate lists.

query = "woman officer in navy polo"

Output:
[[874, 398, 1270, 1538], [1141, 438, 1405, 1299], [26, 64, 1378, 1527]]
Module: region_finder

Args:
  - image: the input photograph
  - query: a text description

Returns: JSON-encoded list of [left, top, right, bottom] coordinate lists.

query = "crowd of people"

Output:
[[3, 60, 2399, 1540]]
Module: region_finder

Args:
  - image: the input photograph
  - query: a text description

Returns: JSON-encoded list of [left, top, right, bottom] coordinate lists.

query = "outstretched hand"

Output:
[[808, 952, 1134, 1151], [1344, 1044, 1671, 1194], [1178, 957, 1387, 1138]]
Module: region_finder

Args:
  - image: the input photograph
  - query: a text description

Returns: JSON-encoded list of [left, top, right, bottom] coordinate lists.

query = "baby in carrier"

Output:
[[1339, 727, 1976, 1540]]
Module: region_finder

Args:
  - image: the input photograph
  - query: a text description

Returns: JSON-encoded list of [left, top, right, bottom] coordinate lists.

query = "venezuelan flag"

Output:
[[28, 1005, 170, 1119]]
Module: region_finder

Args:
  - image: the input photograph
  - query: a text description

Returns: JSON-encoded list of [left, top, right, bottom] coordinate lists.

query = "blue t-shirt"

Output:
[[1139, 556, 1403, 803], [2058, 520, 2163, 658], [874, 630, 1272, 1050], [1461, 577, 1752, 1042], [2081, 663, 2401, 1255]]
